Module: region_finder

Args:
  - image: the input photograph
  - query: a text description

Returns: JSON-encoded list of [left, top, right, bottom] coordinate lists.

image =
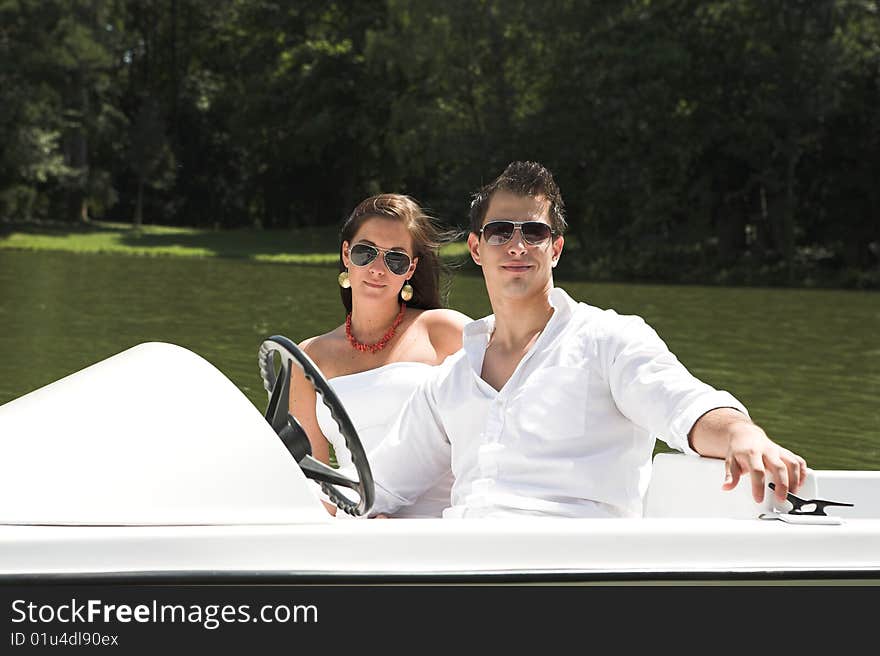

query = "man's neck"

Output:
[[487, 286, 555, 351]]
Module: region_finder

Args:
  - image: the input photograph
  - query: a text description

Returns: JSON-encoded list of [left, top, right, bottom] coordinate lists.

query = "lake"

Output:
[[0, 249, 877, 470]]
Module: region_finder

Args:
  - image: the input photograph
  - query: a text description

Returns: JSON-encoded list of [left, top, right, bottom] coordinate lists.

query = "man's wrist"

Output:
[[688, 406, 752, 456]]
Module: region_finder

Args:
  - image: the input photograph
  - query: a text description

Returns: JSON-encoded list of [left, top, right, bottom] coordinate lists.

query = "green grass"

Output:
[[0, 220, 472, 264]]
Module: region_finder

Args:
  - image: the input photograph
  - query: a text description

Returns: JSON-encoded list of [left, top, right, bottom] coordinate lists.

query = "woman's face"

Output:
[[342, 216, 418, 303]]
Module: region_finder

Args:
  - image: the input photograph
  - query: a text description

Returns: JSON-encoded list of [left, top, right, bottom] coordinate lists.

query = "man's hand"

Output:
[[720, 421, 808, 503], [690, 408, 809, 503]]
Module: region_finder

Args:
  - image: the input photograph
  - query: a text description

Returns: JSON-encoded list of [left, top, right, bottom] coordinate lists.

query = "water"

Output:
[[1, 250, 877, 470]]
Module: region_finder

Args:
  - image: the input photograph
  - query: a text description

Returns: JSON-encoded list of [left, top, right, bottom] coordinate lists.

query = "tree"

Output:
[[128, 97, 174, 226]]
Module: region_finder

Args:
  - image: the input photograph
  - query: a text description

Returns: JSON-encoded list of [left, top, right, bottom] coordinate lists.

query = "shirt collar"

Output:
[[461, 286, 577, 370], [547, 286, 577, 318], [462, 313, 494, 343], [462, 313, 494, 373]]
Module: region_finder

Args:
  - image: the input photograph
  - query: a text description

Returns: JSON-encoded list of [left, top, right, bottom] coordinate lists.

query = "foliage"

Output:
[[1, 0, 877, 287]]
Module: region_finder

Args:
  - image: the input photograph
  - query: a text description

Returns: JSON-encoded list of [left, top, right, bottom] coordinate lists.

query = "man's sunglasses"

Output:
[[348, 243, 413, 276], [479, 220, 555, 246]]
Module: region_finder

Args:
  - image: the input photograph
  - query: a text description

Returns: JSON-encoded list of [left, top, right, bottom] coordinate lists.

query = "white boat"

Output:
[[1, 339, 878, 583]]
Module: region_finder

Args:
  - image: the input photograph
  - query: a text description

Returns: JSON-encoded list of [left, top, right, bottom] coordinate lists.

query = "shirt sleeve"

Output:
[[366, 375, 453, 516], [599, 314, 749, 455]]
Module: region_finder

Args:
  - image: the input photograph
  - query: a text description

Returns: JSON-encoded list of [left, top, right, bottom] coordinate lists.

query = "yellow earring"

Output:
[[400, 281, 413, 302], [338, 271, 351, 289]]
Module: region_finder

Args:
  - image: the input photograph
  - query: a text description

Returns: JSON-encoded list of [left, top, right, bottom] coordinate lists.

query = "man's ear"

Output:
[[551, 235, 564, 268], [467, 232, 481, 266], [341, 240, 350, 267]]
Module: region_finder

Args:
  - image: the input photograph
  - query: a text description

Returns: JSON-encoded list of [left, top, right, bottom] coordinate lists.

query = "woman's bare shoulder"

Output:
[[417, 308, 472, 357], [298, 327, 346, 369], [419, 307, 472, 328]]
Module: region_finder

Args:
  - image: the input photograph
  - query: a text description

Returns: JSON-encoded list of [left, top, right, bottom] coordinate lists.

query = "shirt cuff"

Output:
[[368, 480, 413, 517], [666, 390, 750, 456]]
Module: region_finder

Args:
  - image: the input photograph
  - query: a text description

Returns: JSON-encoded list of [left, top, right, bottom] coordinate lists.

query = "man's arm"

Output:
[[688, 407, 808, 503], [601, 313, 809, 503]]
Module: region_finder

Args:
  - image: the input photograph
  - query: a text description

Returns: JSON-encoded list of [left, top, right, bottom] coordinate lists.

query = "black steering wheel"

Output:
[[258, 335, 374, 516]]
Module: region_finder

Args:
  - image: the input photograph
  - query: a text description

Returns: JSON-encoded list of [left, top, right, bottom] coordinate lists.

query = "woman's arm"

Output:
[[288, 337, 336, 515]]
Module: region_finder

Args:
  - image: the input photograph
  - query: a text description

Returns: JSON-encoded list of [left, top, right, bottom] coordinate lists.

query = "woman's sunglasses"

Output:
[[479, 220, 555, 246], [348, 243, 413, 276]]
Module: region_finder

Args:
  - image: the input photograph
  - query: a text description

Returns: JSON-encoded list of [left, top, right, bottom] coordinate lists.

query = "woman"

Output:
[[289, 194, 471, 517]]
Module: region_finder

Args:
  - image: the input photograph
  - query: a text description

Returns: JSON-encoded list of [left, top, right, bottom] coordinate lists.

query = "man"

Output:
[[367, 160, 807, 518]]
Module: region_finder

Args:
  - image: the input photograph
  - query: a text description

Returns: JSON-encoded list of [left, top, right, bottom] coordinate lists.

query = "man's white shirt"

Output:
[[368, 287, 748, 518]]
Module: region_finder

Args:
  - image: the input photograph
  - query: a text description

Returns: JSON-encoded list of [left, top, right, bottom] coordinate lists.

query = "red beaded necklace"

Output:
[[345, 303, 407, 354]]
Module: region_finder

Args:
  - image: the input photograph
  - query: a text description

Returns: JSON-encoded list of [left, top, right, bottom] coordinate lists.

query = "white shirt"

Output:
[[368, 287, 748, 518]]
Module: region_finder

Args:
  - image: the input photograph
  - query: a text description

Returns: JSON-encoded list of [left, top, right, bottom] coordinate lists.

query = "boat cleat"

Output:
[[759, 482, 854, 525]]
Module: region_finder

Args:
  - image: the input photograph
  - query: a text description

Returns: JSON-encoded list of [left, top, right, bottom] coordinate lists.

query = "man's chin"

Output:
[[491, 279, 538, 300]]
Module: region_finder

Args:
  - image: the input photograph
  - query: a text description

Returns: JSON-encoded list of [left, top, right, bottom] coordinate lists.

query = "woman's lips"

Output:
[[363, 281, 386, 288]]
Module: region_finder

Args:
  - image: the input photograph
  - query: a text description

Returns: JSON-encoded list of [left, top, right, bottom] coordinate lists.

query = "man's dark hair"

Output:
[[468, 161, 567, 235]]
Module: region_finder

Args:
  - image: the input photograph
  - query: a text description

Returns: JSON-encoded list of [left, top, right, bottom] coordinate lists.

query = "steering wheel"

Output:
[[258, 335, 374, 516]]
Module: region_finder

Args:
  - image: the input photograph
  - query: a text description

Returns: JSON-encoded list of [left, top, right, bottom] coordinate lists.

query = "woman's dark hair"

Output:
[[339, 194, 458, 313]]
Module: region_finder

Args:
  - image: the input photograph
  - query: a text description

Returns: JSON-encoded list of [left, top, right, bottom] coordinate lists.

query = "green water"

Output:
[[1, 250, 877, 470]]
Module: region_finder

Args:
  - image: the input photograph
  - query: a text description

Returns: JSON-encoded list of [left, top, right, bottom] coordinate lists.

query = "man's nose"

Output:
[[507, 228, 528, 254]]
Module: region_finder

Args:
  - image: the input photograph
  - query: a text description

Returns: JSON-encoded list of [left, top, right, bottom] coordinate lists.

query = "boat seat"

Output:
[[644, 453, 819, 519]]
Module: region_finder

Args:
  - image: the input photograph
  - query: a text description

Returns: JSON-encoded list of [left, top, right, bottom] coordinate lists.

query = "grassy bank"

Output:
[[0, 220, 471, 264], [2, 219, 875, 289]]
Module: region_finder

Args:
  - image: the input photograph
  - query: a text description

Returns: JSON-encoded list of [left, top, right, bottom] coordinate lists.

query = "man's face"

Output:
[[467, 190, 564, 303]]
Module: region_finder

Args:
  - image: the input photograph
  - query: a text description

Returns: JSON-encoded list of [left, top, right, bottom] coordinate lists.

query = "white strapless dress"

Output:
[[314, 362, 453, 518]]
